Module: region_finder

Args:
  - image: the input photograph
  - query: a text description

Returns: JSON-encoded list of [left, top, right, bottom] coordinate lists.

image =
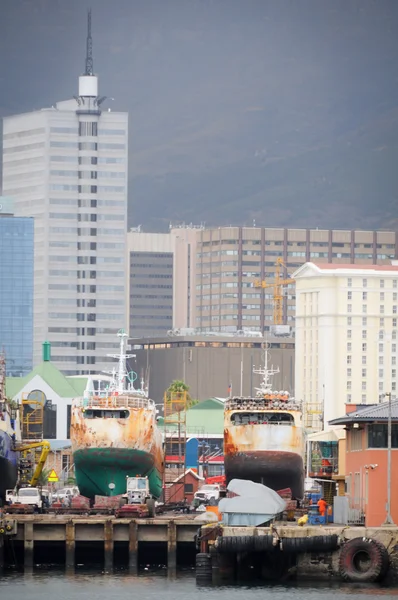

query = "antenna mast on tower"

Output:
[[85, 8, 94, 76]]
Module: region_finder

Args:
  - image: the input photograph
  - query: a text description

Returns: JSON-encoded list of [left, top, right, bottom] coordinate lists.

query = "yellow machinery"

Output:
[[254, 257, 294, 325], [15, 441, 51, 487], [21, 393, 44, 440]]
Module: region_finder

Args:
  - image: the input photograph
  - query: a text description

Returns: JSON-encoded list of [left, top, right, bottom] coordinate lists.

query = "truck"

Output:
[[193, 483, 221, 507], [116, 476, 157, 518], [5, 487, 43, 510]]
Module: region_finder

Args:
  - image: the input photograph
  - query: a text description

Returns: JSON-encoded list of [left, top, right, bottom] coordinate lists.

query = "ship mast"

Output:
[[253, 346, 280, 396], [107, 329, 135, 392]]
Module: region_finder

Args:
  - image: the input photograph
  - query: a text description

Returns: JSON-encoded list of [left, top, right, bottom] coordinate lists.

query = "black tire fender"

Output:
[[339, 537, 385, 583]]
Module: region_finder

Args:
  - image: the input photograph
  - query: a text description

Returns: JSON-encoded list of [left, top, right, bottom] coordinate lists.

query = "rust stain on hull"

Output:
[[71, 396, 163, 476], [224, 409, 305, 499]]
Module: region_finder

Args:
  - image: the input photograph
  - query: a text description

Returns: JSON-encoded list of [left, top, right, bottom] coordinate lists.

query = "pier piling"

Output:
[[167, 521, 177, 571], [65, 522, 75, 568], [104, 520, 114, 571], [24, 522, 34, 569], [128, 520, 138, 573]]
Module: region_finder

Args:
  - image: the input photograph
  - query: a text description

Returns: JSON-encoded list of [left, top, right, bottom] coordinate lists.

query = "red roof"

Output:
[[312, 263, 398, 271]]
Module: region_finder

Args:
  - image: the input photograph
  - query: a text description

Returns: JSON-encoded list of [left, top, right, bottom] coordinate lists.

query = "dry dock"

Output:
[[2, 514, 398, 585]]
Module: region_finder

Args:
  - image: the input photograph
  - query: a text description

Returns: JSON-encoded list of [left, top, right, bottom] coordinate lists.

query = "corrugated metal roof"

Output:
[[329, 399, 398, 425]]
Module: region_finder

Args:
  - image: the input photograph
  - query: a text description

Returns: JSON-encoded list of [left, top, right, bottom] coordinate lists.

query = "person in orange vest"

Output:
[[317, 497, 327, 517]]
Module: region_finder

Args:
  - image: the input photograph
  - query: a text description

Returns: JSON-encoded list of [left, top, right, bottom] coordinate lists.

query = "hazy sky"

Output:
[[1, 0, 397, 231]]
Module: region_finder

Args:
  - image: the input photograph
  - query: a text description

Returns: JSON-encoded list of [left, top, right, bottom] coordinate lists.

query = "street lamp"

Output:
[[381, 392, 395, 525]]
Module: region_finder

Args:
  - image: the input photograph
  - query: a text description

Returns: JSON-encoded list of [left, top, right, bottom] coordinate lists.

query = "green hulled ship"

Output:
[[70, 330, 163, 499]]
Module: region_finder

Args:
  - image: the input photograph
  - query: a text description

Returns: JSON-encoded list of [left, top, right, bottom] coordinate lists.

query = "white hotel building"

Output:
[[294, 262, 398, 428], [2, 20, 128, 374]]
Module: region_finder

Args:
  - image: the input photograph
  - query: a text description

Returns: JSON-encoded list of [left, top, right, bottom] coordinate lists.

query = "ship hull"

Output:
[[74, 447, 163, 499], [71, 397, 164, 500], [0, 430, 18, 500], [224, 450, 304, 499]]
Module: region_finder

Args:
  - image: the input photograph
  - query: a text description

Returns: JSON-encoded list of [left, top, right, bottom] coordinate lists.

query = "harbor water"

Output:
[[0, 571, 397, 599]]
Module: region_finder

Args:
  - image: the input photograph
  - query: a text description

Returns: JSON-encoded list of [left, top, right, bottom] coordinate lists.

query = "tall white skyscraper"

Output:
[[2, 11, 128, 374]]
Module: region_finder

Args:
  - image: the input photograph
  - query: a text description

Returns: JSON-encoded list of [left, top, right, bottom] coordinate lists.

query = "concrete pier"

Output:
[[0, 514, 198, 570]]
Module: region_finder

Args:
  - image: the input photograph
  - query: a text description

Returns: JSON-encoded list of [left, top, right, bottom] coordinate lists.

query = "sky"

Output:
[[1, 0, 397, 231]]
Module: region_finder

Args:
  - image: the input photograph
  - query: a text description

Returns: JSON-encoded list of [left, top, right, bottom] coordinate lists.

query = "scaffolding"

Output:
[[303, 401, 324, 431], [163, 390, 188, 503], [21, 393, 44, 441]]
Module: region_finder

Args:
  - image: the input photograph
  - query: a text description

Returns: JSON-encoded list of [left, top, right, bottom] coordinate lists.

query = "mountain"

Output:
[[1, 0, 397, 232]]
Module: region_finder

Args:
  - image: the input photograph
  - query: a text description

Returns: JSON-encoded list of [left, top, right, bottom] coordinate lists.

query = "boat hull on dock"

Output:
[[224, 450, 304, 499], [0, 430, 18, 500], [74, 447, 163, 499]]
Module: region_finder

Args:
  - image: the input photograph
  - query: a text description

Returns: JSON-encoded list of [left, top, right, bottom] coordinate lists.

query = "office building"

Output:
[[294, 262, 398, 429], [2, 14, 128, 374], [195, 227, 398, 334], [0, 197, 34, 375], [127, 226, 199, 338]]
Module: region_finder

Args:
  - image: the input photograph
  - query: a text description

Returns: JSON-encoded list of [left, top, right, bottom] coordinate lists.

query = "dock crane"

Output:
[[254, 257, 295, 325], [15, 440, 51, 487]]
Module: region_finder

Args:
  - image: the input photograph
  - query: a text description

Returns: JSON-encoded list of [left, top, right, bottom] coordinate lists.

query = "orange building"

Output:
[[330, 400, 398, 527]]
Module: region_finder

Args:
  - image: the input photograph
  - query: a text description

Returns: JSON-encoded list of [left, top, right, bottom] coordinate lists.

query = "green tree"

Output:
[[36, 468, 51, 488], [166, 380, 200, 407]]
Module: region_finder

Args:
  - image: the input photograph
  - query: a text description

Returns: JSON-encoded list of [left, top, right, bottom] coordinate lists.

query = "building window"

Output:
[[394, 319, 397, 327], [362, 292, 367, 301], [362, 305, 367, 313], [380, 292, 385, 301], [393, 344, 397, 353], [62, 453, 70, 471], [379, 356, 384, 365], [347, 368, 352, 377], [363, 279, 367, 287], [347, 381, 352, 390], [347, 355, 352, 365], [362, 317, 367, 326], [379, 343, 384, 353], [347, 394, 352, 402], [347, 317, 352, 326], [362, 343, 367, 352], [348, 278, 352, 287], [362, 369, 366, 378], [380, 318, 384, 327], [184, 483, 194, 493], [394, 306, 398, 315], [379, 369, 384, 378], [347, 330, 352, 339], [362, 330, 367, 339], [380, 305, 385, 314], [394, 280, 397, 289], [362, 355, 366, 365], [347, 342, 352, 352], [362, 394, 366, 403], [362, 381, 366, 391], [380, 279, 385, 288], [393, 356, 397, 366], [368, 424, 398, 448], [347, 304, 352, 313], [347, 291, 352, 300]]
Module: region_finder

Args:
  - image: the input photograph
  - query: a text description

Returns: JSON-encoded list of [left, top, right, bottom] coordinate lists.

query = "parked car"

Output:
[[52, 487, 79, 503], [14, 487, 43, 509]]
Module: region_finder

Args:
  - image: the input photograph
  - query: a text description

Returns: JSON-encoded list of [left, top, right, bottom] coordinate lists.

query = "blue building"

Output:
[[0, 197, 34, 376]]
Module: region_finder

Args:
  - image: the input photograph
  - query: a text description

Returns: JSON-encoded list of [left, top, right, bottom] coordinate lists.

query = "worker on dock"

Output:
[[317, 497, 327, 517]]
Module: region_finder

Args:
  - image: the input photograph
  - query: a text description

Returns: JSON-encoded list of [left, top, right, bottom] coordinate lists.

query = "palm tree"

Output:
[[166, 380, 199, 407]]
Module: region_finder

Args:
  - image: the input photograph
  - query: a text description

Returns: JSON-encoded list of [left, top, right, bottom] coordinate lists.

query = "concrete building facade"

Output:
[[131, 333, 294, 403], [2, 29, 128, 374], [127, 226, 200, 338], [0, 197, 34, 376], [294, 262, 398, 428]]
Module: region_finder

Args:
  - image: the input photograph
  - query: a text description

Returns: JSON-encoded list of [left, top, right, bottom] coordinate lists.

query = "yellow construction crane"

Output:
[[254, 257, 295, 325], [15, 441, 51, 487]]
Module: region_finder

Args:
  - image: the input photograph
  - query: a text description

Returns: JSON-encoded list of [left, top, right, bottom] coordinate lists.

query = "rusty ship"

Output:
[[224, 349, 305, 499], [70, 330, 163, 499]]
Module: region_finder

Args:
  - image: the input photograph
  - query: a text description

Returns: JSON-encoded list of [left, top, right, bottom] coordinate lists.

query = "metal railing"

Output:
[[80, 395, 154, 410]]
